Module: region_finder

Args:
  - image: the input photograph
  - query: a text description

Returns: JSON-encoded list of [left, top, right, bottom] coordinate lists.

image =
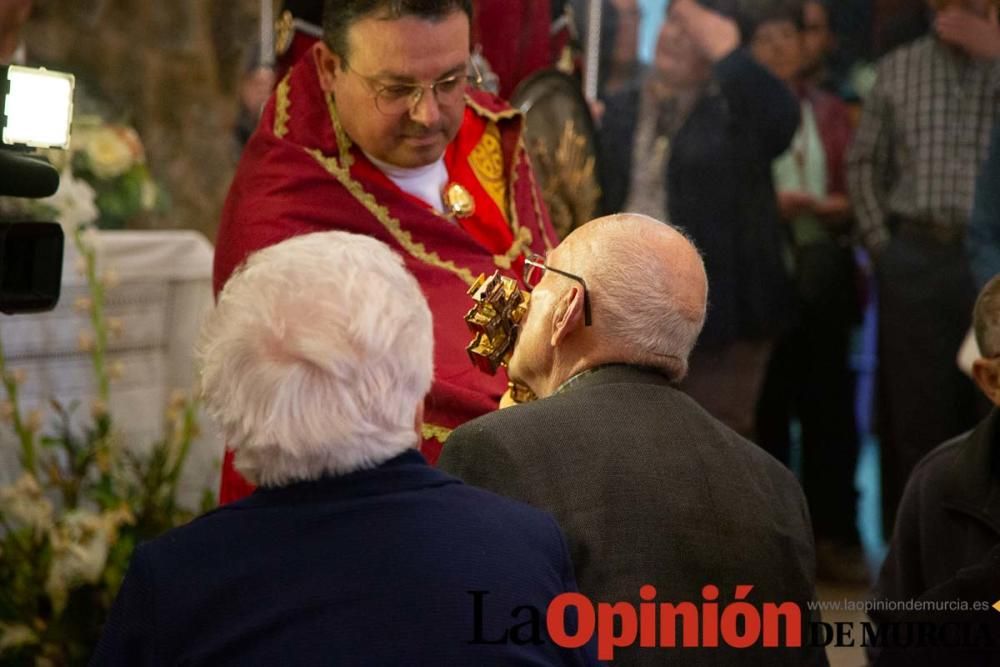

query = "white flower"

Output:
[[0, 474, 54, 534], [43, 507, 132, 615], [39, 170, 98, 233], [46, 509, 114, 614], [84, 126, 139, 179]]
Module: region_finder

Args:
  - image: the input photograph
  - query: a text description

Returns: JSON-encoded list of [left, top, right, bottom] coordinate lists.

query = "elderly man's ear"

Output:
[[972, 357, 1000, 407], [549, 286, 587, 347]]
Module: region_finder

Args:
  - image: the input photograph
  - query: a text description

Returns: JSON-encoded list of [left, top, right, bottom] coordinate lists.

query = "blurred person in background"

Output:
[[968, 123, 1000, 292], [600, 0, 643, 97], [873, 0, 932, 56], [847, 0, 999, 536], [598, 0, 799, 437], [234, 54, 276, 150], [799, 0, 840, 93], [750, 1, 866, 585], [0, 0, 31, 64]]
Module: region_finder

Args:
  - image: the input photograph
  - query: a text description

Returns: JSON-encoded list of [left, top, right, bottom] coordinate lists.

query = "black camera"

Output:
[[0, 64, 75, 314]]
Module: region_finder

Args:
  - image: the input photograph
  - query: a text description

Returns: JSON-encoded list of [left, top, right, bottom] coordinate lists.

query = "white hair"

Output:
[[587, 216, 707, 381], [198, 231, 433, 487]]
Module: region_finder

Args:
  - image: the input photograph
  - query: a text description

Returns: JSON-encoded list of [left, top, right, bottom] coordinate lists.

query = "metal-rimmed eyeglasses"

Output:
[[346, 60, 483, 115], [523, 253, 593, 326]]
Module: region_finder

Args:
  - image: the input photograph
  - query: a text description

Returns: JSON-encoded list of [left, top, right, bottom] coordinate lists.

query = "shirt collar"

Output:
[[228, 449, 460, 509], [553, 365, 614, 396], [552, 363, 673, 396]]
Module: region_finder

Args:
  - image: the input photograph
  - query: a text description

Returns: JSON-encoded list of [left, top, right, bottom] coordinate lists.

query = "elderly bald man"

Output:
[[440, 214, 828, 666]]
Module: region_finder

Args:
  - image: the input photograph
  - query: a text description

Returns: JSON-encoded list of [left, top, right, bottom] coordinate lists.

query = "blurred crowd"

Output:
[[593, 0, 999, 592]]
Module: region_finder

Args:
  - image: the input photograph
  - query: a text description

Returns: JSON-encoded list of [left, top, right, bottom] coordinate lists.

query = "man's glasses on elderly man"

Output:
[[347, 60, 484, 115], [523, 253, 593, 326]]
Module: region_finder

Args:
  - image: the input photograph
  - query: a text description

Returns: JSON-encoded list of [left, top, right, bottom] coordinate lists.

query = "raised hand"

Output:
[[935, 4, 1000, 60], [670, 0, 741, 63]]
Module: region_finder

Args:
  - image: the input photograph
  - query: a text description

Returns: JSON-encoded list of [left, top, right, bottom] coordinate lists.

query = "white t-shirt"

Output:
[[365, 152, 449, 215]]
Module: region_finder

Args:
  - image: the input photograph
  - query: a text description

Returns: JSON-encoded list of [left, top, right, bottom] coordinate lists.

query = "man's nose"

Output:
[[409, 87, 441, 126]]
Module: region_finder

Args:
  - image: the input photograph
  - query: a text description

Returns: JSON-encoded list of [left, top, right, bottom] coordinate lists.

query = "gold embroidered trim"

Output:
[[468, 122, 507, 216], [493, 227, 533, 270], [421, 423, 453, 443], [508, 137, 525, 241], [326, 92, 355, 168], [306, 148, 478, 285], [273, 74, 292, 138], [464, 95, 521, 121]]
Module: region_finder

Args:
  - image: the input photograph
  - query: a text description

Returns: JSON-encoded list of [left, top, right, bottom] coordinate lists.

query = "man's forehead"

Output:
[[345, 11, 470, 74]]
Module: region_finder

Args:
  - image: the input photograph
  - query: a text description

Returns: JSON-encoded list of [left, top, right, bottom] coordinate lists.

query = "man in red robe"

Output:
[[214, 0, 558, 502]]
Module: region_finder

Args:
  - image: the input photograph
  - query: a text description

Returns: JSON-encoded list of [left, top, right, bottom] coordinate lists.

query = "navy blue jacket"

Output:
[[91, 450, 597, 666]]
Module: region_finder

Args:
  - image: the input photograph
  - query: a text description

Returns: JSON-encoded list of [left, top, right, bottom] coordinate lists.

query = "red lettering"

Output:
[[639, 586, 657, 647], [720, 601, 762, 648], [762, 602, 802, 647], [596, 602, 638, 660], [546, 593, 595, 649], [659, 602, 700, 647]]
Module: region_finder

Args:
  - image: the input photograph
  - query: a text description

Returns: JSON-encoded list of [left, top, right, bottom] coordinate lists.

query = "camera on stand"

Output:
[[0, 64, 75, 314]]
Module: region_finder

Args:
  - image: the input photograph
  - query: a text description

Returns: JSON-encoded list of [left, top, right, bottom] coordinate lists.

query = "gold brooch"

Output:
[[443, 183, 475, 218]]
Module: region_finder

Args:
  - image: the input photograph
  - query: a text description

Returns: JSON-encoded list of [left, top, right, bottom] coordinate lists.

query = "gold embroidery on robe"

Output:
[[274, 74, 292, 139], [421, 423, 453, 443], [468, 122, 508, 217]]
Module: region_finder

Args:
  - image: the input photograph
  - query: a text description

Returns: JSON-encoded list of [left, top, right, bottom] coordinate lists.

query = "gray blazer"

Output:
[[439, 364, 828, 666]]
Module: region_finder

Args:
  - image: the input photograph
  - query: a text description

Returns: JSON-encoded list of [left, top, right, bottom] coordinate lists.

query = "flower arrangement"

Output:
[[39, 116, 167, 231], [0, 124, 208, 663]]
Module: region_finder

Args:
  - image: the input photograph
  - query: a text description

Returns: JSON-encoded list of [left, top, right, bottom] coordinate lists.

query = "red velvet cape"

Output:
[[213, 54, 557, 503]]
